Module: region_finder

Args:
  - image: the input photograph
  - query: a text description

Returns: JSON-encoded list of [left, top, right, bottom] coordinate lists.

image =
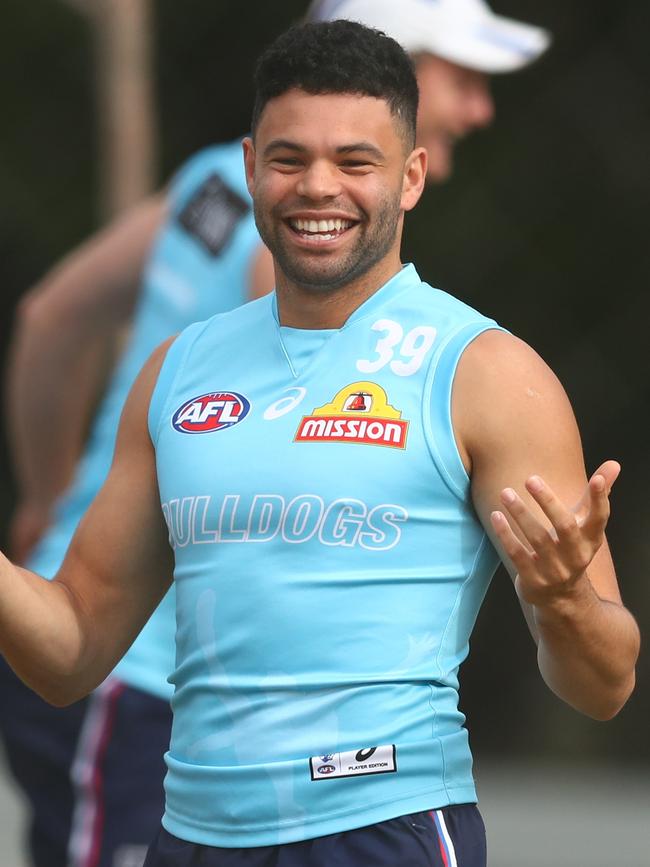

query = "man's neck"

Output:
[[275, 257, 403, 330]]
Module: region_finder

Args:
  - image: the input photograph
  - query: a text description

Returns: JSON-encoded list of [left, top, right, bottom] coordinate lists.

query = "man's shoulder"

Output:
[[394, 266, 499, 334], [183, 293, 273, 343], [150, 296, 274, 422], [460, 330, 549, 378], [420, 280, 493, 324], [454, 329, 569, 440]]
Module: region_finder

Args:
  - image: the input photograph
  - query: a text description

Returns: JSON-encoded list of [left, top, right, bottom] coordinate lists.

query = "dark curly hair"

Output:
[[251, 20, 418, 148]]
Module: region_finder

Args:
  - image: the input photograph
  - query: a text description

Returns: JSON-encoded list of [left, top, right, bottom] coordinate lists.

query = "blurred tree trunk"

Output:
[[61, 0, 157, 218]]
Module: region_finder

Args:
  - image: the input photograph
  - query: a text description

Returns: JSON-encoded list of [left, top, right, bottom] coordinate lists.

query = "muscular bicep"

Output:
[[452, 330, 622, 624], [53, 338, 175, 680]]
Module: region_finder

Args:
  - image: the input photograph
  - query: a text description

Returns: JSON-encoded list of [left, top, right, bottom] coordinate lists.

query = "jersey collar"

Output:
[[270, 263, 421, 331]]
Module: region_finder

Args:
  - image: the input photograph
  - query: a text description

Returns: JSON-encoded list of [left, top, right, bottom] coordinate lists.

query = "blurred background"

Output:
[[0, 1, 648, 864]]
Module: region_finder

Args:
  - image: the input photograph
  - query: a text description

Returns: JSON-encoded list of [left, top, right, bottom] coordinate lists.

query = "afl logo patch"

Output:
[[172, 392, 250, 434]]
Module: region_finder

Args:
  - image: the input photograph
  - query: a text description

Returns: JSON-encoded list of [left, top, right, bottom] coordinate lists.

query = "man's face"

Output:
[[244, 89, 424, 294], [415, 54, 494, 183]]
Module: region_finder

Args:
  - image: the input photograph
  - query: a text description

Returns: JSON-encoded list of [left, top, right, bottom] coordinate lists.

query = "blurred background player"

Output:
[[307, 0, 549, 182], [0, 2, 549, 865]]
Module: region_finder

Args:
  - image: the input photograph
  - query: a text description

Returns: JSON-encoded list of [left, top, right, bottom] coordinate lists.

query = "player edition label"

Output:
[[310, 745, 397, 781]]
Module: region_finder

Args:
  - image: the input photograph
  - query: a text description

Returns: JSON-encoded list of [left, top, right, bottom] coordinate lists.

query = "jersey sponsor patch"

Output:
[[310, 745, 397, 781], [172, 392, 250, 434], [295, 381, 409, 448], [177, 173, 249, 256]]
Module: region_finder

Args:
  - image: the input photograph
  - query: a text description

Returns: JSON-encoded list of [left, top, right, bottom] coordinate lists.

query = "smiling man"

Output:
[[1, 5, 552, 866], [0, 19, 638, 867], [248, 93, 419, 301]]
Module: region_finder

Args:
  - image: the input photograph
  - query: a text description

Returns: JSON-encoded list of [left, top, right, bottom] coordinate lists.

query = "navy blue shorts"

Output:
[[0, 657, 172, 867], [143, 805, 486, 866]]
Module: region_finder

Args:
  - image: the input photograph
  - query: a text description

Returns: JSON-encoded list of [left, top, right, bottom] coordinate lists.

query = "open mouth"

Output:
[[288, 217, 357, 242]]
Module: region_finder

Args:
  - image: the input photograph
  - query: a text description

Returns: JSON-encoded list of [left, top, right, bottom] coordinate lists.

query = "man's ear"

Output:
[[242, 137, 256, 197], [401, 146, 427, 212]]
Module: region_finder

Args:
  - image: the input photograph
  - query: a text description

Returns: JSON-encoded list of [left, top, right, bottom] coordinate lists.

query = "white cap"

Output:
[[307, 0, 551, 73]]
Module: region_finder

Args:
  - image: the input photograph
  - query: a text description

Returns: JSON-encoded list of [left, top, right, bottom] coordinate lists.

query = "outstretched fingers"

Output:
[[523, 475, 596, 576], [496, 483, 568, 561], [580, 460, 619, 537], [580, 473, 610, 543], [489, 463, 620, 598], [490, 507, 535, 569]]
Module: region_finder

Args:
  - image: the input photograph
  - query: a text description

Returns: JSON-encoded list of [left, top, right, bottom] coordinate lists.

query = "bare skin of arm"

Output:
[[453, 330, 640, 721], [6, 194, 167, 562], [0, 339, 174, 706]]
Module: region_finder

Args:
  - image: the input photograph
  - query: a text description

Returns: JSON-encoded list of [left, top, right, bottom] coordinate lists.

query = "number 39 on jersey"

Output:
[[356, 319, 436, 377]]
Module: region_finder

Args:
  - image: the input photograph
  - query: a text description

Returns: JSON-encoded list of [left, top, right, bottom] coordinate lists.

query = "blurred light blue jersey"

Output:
[[149, 264, 502, 846], [28, 139, 260, 699]]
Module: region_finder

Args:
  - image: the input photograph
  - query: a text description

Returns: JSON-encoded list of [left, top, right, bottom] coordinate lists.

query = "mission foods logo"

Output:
[[172, 392, 250, 434], [295, 382, 408, 449]]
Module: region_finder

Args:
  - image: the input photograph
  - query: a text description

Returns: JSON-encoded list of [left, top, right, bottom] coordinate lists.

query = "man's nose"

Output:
[[468, 82, 495, 129], [295, 160, 343, 200]]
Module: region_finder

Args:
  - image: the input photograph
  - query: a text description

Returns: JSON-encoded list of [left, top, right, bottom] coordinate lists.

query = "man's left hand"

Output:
[[490, 460, 620, 610]]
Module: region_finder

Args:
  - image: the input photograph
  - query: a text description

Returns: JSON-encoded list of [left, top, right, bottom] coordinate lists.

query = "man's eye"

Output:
[[274, 157, 301, 166], [341, 160, 371, 170]]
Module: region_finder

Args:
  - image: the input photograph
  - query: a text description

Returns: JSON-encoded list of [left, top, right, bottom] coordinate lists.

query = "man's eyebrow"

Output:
[[263, 139, 305, 157], [262, 140, 385, 160], [336, 142, 385, 161]]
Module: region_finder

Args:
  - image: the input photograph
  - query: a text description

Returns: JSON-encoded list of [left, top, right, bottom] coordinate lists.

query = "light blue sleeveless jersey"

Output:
[[149, 264, 502, 846], [27, 139, 259, 699]]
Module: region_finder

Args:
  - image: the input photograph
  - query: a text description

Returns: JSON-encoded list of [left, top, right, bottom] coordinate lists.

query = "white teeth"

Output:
[[291, 218, 353, 233]]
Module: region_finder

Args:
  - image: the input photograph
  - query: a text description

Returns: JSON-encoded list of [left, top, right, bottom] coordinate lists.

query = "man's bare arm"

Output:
[[0, 338, 174, 706], [453, 330, 640, 720], [6, 194, 167, 561]]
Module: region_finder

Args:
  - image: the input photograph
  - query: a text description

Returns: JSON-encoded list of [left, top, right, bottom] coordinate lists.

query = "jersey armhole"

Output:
[[147, 320, 211, 447], [422, 321, 507, 501]]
